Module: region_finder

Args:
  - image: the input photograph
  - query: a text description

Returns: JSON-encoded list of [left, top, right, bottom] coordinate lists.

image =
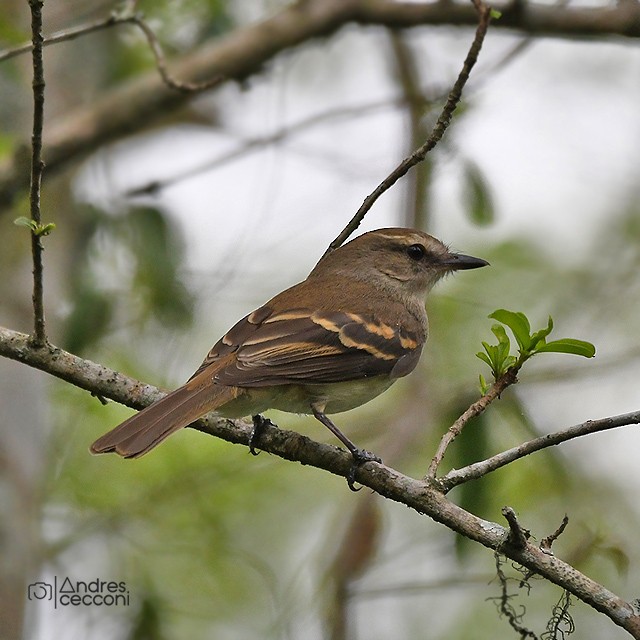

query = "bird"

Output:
[[90, 227, 488, 488]]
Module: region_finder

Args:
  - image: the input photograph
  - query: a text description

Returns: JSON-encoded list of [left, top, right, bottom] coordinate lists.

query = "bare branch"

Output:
[[326, 0, 493, 253], [540, 515, 570, 555], [129, 15, 224, 93], [27, 0, 47, 347], [426, 366, 520, 481], [1, 324, 640, 637], [0, 13, 137, 64], [0, 9, 222, 93], [439, 409, 640, 491]]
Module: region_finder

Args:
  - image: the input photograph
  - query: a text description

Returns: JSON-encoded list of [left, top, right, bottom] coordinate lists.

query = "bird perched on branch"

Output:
[[91, 228, 488, 489]]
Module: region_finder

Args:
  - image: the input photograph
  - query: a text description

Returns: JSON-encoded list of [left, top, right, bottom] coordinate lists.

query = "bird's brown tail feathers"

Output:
[[90, 376, 238, 458]]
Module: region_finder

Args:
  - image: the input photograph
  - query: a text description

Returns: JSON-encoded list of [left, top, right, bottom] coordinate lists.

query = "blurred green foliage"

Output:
[[61, 205, 193, 354]]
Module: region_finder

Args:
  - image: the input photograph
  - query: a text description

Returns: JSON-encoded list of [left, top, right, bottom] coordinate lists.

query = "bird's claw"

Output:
[[346, 448, 382, 491], [249, 414, 276, 456]]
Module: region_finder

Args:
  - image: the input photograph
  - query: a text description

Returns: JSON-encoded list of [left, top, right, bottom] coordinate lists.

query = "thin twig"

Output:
[[0, 12, 137, 63], [28, 0, 47, 347], [129, 15, 223, 93], [325, 0, 493, 255], [540, 515, 569, 555], [0, 11, 222, 93], [426, 366, 519, 481], [439, 410, 640, 492]]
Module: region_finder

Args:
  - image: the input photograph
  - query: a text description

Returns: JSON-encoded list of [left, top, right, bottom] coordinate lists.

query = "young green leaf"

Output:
[[489, 309, 531, 351], [536, 338, 596, 358], [478, 309, 596, 383], [14, 216, 37, 232], [13, 217, 56, 236], [528, 316, 554, 351], [35, 222, 56, 237], [476, 350, 494, 369]]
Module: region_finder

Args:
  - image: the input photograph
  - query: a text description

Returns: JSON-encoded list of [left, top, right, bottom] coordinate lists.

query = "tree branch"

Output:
[[0, 12, 138, 64], [27, 0, 47, 347], [326, 0, 493, 253], [128, 14, 224, 93], [1, 0, 639, 212], [426, 365, 520, 480], [439, 409, 640, 491], [0, 323, 639, 637]]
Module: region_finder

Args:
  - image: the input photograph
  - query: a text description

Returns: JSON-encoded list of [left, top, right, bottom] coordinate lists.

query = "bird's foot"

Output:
[[249, 414, 276, 456], [346, 448, 382, 492]]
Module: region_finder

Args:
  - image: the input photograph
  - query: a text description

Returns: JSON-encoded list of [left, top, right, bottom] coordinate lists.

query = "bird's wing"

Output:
[[192, 306, 423, 387]]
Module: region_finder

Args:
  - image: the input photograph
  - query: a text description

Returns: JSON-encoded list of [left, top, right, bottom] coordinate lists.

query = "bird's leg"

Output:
[[311, 405, 382, 491], [250, 414, 276, 456]]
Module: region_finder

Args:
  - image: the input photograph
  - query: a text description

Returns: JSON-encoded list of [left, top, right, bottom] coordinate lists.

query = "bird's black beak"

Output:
[[441, 253, 489, 270]]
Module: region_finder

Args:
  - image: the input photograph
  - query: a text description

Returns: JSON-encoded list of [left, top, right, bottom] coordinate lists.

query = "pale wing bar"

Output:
[[212, 309, 422, 387]]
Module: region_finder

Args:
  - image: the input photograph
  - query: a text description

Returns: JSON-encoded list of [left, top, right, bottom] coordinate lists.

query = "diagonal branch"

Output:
[[426, 365, 520, 480], [0, 12, 138, 64], [0, 323, 639, 637], [326, 0, 493, 253], [439, 410, 640, 492]]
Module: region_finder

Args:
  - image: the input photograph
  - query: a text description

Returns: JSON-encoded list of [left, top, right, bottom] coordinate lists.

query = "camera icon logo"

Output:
[[28, 582, 53, 601]]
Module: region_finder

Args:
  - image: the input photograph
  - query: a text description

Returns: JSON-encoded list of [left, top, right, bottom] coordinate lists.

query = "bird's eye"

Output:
[[406, 244, 426, 261]]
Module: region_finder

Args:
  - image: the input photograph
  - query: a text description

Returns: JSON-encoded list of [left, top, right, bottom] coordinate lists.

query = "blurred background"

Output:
[[1, 0, 639, 638]]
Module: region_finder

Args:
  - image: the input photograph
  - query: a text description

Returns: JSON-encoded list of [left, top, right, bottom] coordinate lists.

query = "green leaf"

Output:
[[489, 309, 531, 351], [490, 8, 503, 19], [35, 222, 56, 237], [14, 216, 37, 231], [529, 315, 554, 350], [476, 351, 493, 369], [13, 217, 56, 236], [536, 338, 596, 358], [477, 325, 518, 379]]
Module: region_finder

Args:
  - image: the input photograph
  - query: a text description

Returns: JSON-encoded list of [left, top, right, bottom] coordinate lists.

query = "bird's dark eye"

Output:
[[406, 244, 426, 261]]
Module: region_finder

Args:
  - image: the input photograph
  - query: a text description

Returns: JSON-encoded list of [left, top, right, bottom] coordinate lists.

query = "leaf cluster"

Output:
[[14, 215, 56, 237], [477, 309, 595, 392]]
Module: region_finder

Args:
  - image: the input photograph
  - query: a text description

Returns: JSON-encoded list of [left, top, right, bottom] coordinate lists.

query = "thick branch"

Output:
[[1, 0, 639, 212], [1, 324, 639, 637]]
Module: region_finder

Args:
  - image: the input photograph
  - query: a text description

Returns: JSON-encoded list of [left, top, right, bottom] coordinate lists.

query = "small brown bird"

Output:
[[91, 228, 487, 487]]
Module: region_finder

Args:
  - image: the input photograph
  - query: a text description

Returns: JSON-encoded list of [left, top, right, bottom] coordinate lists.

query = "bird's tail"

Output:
[[90, 373, 238, 458]]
